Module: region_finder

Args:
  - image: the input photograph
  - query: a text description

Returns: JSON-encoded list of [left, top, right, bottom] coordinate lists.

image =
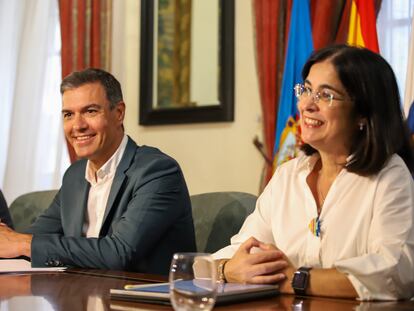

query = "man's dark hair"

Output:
[[60, 68, 123, 109], [300, 44, 414, 175]]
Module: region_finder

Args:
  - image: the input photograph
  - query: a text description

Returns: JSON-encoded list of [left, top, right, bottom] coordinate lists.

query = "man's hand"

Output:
[[224, 237, 289, 284], [0, 223, 32, 258]]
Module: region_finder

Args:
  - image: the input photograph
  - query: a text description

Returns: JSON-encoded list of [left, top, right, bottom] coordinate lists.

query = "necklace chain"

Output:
[[316, 161, 344, 213], [317, 172, 326, 211]]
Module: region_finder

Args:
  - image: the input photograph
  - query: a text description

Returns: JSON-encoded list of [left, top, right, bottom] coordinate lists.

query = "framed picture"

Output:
[[139, 0, 235, 125]]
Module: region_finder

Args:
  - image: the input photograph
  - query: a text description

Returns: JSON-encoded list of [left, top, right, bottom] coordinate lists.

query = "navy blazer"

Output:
[[0, 190, 13, 229], [28, 137, 196, 275]]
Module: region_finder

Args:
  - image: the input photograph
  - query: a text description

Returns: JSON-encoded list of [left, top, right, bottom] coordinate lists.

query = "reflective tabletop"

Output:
[[0, 270, 412, 310]]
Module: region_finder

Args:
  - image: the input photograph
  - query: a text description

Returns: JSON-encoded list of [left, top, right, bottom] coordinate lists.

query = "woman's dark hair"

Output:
[[300, 44, 414, 175], [60, 68, 123, 109]]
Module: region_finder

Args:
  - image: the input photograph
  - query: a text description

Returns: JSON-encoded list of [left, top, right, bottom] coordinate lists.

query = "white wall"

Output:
[[112, 0, 264, 196]]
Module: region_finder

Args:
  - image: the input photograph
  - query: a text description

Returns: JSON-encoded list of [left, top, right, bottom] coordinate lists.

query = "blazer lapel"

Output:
[[100, 137, 137, 233], [63, 164, 90, 237]]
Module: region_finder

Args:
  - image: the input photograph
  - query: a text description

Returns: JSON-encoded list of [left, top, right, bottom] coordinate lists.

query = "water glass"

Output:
[[169, 253, 217, 311]]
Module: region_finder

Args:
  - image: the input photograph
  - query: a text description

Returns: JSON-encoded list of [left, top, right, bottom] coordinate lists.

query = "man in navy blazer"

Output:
[[0, 68, 196, 274]]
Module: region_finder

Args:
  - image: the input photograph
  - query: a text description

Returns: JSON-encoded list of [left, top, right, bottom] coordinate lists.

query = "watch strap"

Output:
[[292, 266, 312, 295]]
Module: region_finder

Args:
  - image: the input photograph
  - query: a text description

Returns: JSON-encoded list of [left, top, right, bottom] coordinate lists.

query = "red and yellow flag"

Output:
[[347, 0, 379, 52]]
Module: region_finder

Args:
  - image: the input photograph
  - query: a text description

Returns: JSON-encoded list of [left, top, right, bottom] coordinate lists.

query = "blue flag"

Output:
[[273, 0, 313, 167], [407, 102, 414, 135]]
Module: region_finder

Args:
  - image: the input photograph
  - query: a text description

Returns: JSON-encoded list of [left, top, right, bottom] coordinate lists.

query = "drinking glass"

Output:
[[169, 253, 217, 311]]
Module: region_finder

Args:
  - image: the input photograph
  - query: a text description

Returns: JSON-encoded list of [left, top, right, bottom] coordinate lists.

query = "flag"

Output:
[[404, 10, 414, 117], [273, 0, 313, 167], [347, 0, 379, 52], [406, 103, 414, 135]]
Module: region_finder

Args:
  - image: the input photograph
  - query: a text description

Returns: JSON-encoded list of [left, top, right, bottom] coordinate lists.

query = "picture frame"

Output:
[[139, 0, 235, 125]]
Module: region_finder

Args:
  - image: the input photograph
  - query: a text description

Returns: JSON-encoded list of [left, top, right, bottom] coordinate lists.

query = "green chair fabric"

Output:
[[9, 190, 58, 232], [190, 191, 257, 253]]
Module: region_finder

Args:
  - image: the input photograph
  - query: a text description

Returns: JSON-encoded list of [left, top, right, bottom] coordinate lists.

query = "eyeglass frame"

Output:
[[293, 83, 348, 107]]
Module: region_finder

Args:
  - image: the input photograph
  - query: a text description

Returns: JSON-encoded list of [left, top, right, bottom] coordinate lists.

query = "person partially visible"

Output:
[[0, 68, 196, 274], [0, 190, 13, 229], [214, 45, 414, 300], [406, 102, 414, 141]]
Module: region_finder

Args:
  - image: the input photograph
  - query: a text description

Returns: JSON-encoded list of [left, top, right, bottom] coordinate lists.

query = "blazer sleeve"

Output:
[[0, 190, 13, 229], [29, 155, 192, 271]]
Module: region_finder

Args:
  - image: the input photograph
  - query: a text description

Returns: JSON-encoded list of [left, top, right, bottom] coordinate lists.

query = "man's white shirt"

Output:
[[83, 135, 128, 238]]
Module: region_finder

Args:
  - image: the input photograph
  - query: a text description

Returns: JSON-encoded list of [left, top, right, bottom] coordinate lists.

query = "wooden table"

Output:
[[0, 269, 413, 310]]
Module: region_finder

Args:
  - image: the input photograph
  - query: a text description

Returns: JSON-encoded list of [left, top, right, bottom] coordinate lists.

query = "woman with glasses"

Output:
[[214, 45, 414, 300]]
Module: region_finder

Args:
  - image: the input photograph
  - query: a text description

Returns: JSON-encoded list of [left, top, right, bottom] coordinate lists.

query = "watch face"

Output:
[[292, 271, 308, 290]]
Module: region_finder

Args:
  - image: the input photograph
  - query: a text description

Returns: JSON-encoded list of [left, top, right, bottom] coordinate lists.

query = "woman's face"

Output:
[[298, 60, 358, 156]]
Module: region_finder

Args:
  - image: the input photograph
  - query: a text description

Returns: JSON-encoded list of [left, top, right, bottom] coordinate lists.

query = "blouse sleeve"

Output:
[[334, 158, 414, 300]]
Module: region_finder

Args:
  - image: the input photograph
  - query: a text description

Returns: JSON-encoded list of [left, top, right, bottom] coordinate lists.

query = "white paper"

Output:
[[0, 259, 66, 273]]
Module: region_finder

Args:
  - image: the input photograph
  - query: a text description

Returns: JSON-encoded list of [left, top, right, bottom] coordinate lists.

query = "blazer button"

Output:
[[54, 260, 64, 267]]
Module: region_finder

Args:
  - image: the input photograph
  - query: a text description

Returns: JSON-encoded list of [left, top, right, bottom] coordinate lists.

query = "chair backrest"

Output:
[[9, 190, 58, 232], [190, 191, 257, 253]]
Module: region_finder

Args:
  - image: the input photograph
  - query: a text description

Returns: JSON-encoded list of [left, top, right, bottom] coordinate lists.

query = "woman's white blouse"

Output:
[[213, 153, 414, 300]]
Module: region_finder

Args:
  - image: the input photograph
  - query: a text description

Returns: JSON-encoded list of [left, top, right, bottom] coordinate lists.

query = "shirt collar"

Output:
[[301, 152, 354, 173], [306, 152, 320, 172], [85, 134, 128, 185]]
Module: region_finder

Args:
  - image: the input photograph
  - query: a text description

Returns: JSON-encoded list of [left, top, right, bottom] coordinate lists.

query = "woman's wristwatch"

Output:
[[291, 266, 312, 295]]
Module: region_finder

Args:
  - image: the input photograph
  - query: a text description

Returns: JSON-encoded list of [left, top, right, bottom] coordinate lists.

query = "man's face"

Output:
[[62, 82, 125, 170]]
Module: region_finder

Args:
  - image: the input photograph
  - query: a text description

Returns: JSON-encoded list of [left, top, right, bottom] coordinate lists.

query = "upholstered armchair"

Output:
[[9, 190, 58, 232], [190, 192, 257, 253]]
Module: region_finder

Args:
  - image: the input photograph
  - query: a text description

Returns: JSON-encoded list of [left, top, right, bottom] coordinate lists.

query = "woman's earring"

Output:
[[359, 123, 364, 131]]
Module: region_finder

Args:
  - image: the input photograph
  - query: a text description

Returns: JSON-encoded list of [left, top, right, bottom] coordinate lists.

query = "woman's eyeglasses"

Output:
[[294, 83, 347, 107]]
